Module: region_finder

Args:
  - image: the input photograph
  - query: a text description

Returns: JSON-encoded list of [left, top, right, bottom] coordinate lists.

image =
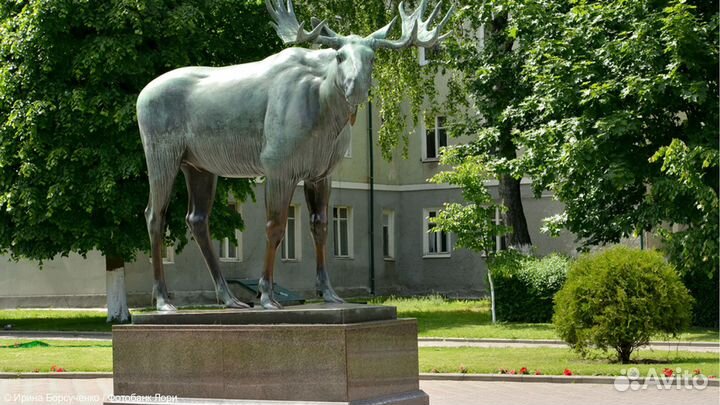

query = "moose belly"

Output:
[[183, 138, 265, 178]]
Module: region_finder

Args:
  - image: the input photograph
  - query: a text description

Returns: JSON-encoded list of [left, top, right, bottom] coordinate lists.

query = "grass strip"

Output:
[[0, 339, 112, 372], [419, 347, 720, 376], [1, 297, 718, 342], [0, 310, 110, 332]]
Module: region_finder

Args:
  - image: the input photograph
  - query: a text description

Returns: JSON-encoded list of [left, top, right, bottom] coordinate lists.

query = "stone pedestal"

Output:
[[105, 304, 428, 405]]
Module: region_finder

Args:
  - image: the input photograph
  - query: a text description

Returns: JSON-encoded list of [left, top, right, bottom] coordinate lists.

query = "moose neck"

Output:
[[321, 59, 356, 134]]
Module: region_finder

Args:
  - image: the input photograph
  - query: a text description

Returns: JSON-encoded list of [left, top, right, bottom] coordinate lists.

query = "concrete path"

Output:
[[1, 378, 719, 405]]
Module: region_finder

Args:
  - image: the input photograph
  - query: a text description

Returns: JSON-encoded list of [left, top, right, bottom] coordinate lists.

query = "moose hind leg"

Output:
[[145, 158, 180, 312], [304, 177, 344, 304], [259, 177, 297, 310], [181, 164, 250, 309]]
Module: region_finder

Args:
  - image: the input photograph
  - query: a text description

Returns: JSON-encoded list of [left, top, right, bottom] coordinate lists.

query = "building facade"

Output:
[[0, 96, 581, 308]]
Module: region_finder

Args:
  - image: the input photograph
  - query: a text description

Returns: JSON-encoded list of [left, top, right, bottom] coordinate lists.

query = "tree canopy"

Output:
[[0, 0, 280, 262], [514, 0, 718, 277], [434, 0, 718, 277]]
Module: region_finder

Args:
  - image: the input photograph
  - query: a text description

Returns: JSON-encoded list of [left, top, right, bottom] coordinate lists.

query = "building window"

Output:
[[382, 210, 395, 260], [282, 205, 301, 261], [217, 203, 242, 261], [418, 45, 441, 66], [149, 236, 175, 265], [161, 244, 175, 264], [423, 115, 447, 161], [494, 207, 506, 253], [487, 206, 507, 255], [333, 206, 353, 258], [423, 208, 451, 257]]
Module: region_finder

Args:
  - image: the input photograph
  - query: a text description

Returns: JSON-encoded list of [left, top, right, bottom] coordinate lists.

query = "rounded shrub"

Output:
[[490, 251, 571, 323], [553, 246, 693, 363]]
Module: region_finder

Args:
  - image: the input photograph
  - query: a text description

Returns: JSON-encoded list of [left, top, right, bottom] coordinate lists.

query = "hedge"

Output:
[[489, 251, 571, 323]]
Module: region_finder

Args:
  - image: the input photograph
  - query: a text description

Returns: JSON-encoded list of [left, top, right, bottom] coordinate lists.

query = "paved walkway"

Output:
[[1, 378, 719, 405]]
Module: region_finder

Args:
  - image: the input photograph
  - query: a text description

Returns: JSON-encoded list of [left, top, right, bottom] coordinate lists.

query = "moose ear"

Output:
[[367, 16, 397, 40]]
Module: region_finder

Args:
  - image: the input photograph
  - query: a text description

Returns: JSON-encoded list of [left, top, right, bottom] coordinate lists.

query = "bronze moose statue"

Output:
[[137, 0, 453, 310]]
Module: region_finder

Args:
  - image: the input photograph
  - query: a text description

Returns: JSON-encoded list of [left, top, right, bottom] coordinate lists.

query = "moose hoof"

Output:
[[156, 302, 177, 312], [260, 294, 283, 310], [224, 297, 252, 309], [319, 289, 345, 304]]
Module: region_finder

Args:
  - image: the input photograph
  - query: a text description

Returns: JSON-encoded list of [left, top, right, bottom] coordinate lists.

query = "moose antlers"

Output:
[[265, 0, 341, 48], [266, 0, 454, 50]]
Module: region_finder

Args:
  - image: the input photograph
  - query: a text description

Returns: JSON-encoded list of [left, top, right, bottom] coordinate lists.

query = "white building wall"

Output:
[[0, 251, 105, 307]]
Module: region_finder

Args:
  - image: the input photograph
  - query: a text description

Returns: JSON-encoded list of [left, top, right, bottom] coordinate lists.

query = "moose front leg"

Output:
[[260, 177, 297, 309], [304, 177, 345, 304], [182, 164, 250, 309]]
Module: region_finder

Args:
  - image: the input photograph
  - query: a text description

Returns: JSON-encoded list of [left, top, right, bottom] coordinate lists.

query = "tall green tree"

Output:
[[439, 0, 535, 250], [0, 0, 279, 321], [433, 0, 717, 325], [512, 0, 718, 324]]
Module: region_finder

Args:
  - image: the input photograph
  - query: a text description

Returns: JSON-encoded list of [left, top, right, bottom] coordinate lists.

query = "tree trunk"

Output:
[[487, 267, 497, 323], [497, 126, 532, 251], [499, 173, 532, 252], [106, 256, 131, 324], [618, 344, 634, 364], [488, 13, 533, 252]]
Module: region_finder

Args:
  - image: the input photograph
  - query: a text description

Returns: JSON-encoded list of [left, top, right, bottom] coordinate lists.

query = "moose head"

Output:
[[266, 0, 454, 105]]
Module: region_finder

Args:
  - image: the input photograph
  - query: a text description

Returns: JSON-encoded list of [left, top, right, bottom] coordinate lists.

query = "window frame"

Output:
[[332, 206, 354, 259], [422, 115, 448, 162], [161, 244, 175, 265], [418, 45, 441, 66], [148, 230, 175, 265], [217, 202, 242, 262], [423, 208, 451, 258], [482, 206, 506, 257], [418, 46, 430, 66], [281, 204, 301, 261], [382, 209, 395, 260]]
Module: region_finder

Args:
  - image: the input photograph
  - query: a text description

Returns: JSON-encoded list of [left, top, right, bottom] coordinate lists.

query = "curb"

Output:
[[419, 373, 720, 387], [0, 372, 112, 379], [418, 337, 720, 348]]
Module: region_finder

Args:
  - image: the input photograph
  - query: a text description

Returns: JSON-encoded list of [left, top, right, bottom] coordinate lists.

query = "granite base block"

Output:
[[107, 305, 427, 405]]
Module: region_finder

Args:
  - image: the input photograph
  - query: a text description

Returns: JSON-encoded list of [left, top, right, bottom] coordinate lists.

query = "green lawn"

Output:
[[420, 347, 720, 377], [1, 297, 718, 342], [370, 296, 719, 342], [0, 310, 111, 332], [0, 339, 112, 372]]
